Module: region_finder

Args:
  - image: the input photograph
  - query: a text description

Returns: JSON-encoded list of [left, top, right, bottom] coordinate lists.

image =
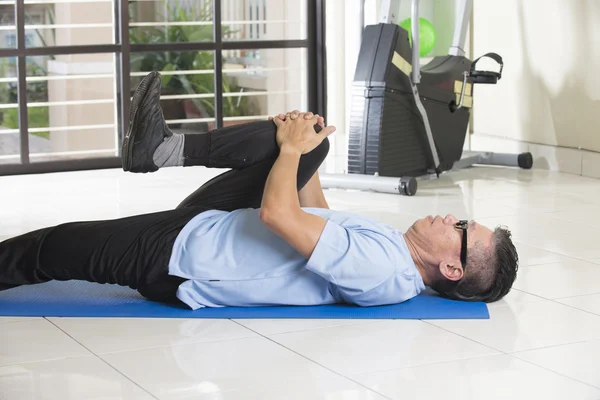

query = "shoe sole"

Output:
[[122, 71, 160, 172]]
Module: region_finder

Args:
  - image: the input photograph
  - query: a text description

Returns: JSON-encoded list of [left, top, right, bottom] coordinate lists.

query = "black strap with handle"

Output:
[[469, 52, 504, 84]]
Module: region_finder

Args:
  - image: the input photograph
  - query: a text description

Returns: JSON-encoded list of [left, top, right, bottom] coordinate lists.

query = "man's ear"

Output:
[[439, 260, 464, 282]]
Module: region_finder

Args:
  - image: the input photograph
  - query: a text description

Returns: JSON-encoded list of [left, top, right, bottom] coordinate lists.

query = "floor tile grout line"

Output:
[[481, 288, 600, 319], [423, 320, 600, 391], [229, 319, 375, 337], [44, 317, 160, 400], [516, 248, 600, 265], [420, 320, 509, 354], [547, 298, 600, 318], [236, 319, 599, 392], [61, 333, 259, 357], [229, 319, 394, 400], [507, 339, 593, 355], [506, 288, 549, 302], [516, 287, 600, 318], [0, 354, 91, 369], [510, 287, 600, 309], [0, 318, 43, 326], [553, 292, 600, 301], [348, 352, 502, 379], [511, 354, 600, 391], [461, 286, 600, 319], [512, 246, 573, 261], [42, 318, 272, 355]]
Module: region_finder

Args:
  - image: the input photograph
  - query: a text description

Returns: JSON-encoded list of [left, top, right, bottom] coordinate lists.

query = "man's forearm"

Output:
[[259, 113, 333, 259], [260, 145, 303, 215], [259, 144, 328, 259]]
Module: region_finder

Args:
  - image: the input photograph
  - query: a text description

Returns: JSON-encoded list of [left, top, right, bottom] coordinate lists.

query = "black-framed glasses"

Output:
[[455, 220, 469, 267]]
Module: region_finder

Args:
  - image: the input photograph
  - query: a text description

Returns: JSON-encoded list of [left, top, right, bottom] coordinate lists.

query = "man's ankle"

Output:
[[153, 133, 185, 168]]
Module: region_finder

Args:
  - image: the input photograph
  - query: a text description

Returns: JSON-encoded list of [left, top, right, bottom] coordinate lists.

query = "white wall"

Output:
[[472, 0, 600, 162], [324, 0, 361, 173]]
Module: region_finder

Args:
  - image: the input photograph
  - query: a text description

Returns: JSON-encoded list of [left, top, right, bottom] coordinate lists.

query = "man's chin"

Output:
[[408, 219, 423, 232]]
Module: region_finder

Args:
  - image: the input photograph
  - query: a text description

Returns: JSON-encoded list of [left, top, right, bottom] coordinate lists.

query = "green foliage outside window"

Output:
[[129, 0, 254, 118]]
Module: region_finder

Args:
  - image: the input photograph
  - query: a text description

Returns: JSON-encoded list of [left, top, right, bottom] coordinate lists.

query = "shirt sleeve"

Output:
[[306, 220, 398, 305]]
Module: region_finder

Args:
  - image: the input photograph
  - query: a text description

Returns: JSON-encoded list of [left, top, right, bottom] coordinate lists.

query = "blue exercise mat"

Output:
[[0, 281, 489, 319]]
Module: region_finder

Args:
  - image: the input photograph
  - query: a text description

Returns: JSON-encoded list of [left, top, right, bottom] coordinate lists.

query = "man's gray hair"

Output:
[[435, 226, 519, 302]]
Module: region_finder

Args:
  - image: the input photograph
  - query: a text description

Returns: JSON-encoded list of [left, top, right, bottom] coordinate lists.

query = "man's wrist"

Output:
[[280, 143, 302, 157]]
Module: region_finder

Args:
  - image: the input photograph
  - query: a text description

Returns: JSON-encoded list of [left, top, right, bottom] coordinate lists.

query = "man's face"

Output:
[[408, 214, 494, 266]]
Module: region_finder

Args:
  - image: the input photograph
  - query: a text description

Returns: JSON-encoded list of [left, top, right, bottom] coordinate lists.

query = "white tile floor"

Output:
[[2, 165, 600, 399]]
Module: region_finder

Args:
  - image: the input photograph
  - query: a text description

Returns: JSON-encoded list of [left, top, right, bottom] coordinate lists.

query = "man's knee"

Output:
[[311, 137, 330, 162]]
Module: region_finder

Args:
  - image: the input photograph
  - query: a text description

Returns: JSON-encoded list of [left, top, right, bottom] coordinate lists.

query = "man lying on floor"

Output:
[[0, 71, 519, 310]]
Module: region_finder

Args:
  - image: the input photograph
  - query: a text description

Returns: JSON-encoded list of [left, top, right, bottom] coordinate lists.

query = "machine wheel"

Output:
[[518, 152, 533, 169], [399, 177, 418, 196]]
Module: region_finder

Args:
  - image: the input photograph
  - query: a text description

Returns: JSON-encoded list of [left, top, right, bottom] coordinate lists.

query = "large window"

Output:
[[0, 0, 325, 174]]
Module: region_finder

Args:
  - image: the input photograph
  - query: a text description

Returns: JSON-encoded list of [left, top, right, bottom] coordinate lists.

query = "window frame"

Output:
[[0, 0, 326, 175]]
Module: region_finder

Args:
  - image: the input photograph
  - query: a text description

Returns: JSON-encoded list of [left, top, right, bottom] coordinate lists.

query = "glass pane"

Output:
[[24, 0, 115, 48], [222, 48, 307, 126], [0, 57, 19, 164], [26, 54, 117, 163], [129, 0, 214, 44], [0, 1, 16, 49], [130, 50, 215, 133], [222, 0, 307, 41]]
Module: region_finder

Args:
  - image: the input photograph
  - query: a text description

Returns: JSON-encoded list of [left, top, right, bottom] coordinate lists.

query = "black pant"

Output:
[[0, 121, 330, 304]]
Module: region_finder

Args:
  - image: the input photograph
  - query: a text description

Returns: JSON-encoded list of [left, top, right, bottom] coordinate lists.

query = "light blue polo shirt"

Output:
[[168, 208, 425, 310]]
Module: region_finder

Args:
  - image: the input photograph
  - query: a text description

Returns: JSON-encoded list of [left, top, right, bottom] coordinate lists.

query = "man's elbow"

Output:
[[259, 206, 283, 228], [260, 206, 301, 232]]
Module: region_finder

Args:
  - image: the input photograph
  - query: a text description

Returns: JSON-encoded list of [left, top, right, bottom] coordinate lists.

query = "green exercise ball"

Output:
[[399, 17, 437, 57]]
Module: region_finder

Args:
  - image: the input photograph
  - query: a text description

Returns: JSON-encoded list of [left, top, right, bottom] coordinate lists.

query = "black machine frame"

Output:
[[320, 0, 532, 196]]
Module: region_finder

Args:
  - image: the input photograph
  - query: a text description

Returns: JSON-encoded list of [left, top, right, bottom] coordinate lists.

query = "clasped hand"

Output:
[[269, 110, 336, 155]]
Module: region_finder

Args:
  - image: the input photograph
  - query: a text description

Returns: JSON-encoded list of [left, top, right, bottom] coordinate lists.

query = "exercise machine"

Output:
[[320, 0, 532, 196]]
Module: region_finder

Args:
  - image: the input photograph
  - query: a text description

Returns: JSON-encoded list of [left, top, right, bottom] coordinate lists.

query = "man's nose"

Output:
[[444, 214, 459, 224]]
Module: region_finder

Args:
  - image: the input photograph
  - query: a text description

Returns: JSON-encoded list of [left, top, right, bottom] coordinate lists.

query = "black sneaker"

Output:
[[122, 71, 173, 173]]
